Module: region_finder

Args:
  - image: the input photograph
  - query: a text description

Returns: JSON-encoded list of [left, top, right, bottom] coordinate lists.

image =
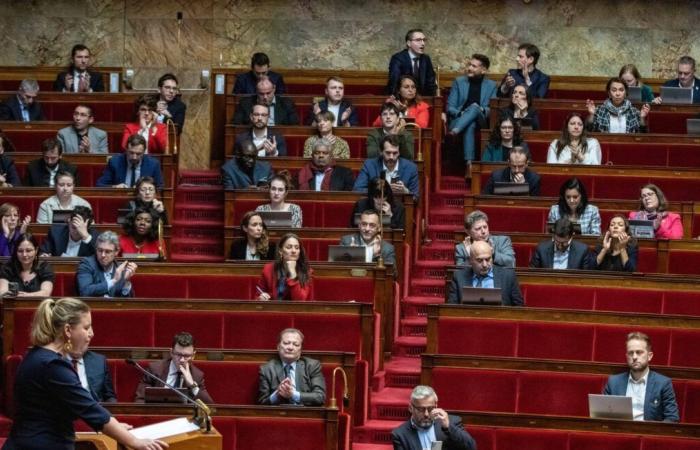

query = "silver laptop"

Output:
[[626, 86, 642, 103], [629, 219, 655, 238], [660, 86, 693, 104], [588, 394, 633, 420], [257, 210, 293, 228], [328, 245, 367, 262], [121, 253, 160, 260], [461, 287, 502, 305], [493, 182, 530, 196], [687, 118, 700, 134]]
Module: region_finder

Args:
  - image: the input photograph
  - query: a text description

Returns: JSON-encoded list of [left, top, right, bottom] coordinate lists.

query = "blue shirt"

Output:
[[553, 247, 570, 269], [472, 267, 495, 288], [413, 419, 437, 449]]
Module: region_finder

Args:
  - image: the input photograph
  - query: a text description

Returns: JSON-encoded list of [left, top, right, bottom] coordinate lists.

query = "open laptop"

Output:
[[461, 287, 502, 305], [328, 245, 366, 262], [687, 118, 700, 134], [588, 394, 633, 420], [626, 86, 642, 103], [493, 182, 530, 196], [121, 253, 160, 260], [144, 387, 189, 404], [257, 210, 293, 228], [660, 86, 693, 104], [629, 219, 655, 238]]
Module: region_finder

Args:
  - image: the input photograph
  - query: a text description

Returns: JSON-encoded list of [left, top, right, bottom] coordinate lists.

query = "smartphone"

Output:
[[391, 177, 400, 184], [8, 282, 19, 296]]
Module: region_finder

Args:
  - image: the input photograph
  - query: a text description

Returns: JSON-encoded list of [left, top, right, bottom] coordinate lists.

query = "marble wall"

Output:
[[1, 0, 698, 167]]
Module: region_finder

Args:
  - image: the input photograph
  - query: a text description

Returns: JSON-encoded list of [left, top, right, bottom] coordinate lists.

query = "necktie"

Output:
[[284, 364, 292, 380], [71, 358, 79, 372], [412, 57, 419, 78], [173, 371, 182, 388], [78, 73, 88, 92], [20, 104, 29, 122], [130, 164, 137, 187], [475, 276, 484, 287]]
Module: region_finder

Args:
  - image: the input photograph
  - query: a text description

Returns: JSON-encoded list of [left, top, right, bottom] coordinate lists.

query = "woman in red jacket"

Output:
[[120, 94, 168, 153], [256, 233, 313, 301]]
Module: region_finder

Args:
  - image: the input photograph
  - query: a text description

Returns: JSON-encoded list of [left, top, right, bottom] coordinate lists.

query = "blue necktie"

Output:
[[20, 104, 30, 122]]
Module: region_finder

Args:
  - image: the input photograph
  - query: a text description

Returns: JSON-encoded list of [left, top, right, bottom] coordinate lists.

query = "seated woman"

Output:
[[507, 84, 539, 130], [482, 113, 529, 162], [351, 178, 405, 230], [373, 75, 430, 128], [619, 64, 654, 103], [586, 77, 649, 133], [0, 233, 54, 297], [1, 203, 30, 257], [547, 177, 601, 236], [230, 210, 277, 260], [256, 233, 313, 301], [36, 171, 92, 224], [302, 111, 350, 159], [120, 94, 168, 153], [547, 112, 602, 164], [0, 130, 20, 187], [119, 207, 164, 257], [628, 184, 683, 240], [255, 171, 303, 228], [594, 214, 638, 272], [125, 176, 168, 225]]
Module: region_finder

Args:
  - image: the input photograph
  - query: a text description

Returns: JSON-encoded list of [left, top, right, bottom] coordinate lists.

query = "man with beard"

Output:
[[355, 134, 419, 200], [76, 231, 137, 298], [53, 44, 105, 92], [306, 77, 358, 127], [340, 209, 395, 265], [57, 104, 108, 154], [234, 103, 287, 157], [296, 139, 353, 191], [221, 140, 273, 189], [366, 103, 414, 159], [155, 73, 187, 134], [232, 77, 298, 126], [387, 29, 437, 97], [24, 138, 78, 187]]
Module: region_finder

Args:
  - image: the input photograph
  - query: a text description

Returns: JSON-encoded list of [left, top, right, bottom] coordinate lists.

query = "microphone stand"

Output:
[[376, 180, 386, 269], [126, 358, 212, 432]]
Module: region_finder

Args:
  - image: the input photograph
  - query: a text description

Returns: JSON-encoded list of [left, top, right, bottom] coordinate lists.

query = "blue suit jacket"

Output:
[[221, 159, 273, 189], [75, 255, 134, 298], [447, 75, 498, 120], [39, 224, 98, 257], [387, 49, 436, 97], [446, 265, 524, 306], [83, 351, 117, 402], [95, 153, 164, 188], [391, 414, 477, 450], [603, 370, 680, 422], [498, 68, 551, 98], [353, 157, 419, 200], [305, 99, 358, 126], [662, 76, 700, 104], [232, 70, 286, 95]]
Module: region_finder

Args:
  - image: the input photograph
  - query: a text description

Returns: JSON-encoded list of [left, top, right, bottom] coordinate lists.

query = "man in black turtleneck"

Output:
[[446, 54, 497, 164]]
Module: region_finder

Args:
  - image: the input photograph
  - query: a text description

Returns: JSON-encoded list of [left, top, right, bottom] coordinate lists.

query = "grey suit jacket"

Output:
[[258, 356, 326, 406], [529, 239, 593, 270], [57, 125, 108, 154], [339, 233, 396, 266], [454, 235, 515, 268], [447, 265, 524, 306]]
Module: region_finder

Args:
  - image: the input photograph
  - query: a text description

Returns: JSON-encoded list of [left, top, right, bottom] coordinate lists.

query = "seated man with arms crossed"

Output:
[[39, 206, 98, 257], [76, 231, 137, 298], [340, 209, 396, 266], [258, 328, 326, 406]]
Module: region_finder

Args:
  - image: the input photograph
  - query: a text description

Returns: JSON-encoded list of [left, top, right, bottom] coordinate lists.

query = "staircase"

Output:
[[353, 175, 467, 449]]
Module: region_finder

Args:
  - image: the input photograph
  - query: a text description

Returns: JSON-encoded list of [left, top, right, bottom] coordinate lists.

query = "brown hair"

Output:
[[240, 210, 270, 257], [626, 331, 651, 351]]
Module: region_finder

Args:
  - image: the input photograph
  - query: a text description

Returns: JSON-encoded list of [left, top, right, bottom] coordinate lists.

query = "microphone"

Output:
[[125, 358, 212, 431]]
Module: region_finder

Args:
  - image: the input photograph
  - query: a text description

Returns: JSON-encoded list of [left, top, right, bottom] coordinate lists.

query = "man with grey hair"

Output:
[[76, 231, 137, 297], [654, 55, 700, 104], [455, 209, 515, 268], [0, 79, 45, 121], [392, 385, 476, 450], [297, 138, 354, 191]]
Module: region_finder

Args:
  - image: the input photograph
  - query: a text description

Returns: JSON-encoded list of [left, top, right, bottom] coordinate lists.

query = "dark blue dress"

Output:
[[2, 347, 111, 450]]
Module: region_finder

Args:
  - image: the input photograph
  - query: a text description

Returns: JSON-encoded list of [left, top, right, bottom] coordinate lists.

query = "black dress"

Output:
[[0, 262, 55, 293]]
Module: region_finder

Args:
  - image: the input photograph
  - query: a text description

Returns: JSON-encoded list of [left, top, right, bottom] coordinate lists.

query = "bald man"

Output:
[[232, 77, 299, 126], [446, 240, 523, 305]]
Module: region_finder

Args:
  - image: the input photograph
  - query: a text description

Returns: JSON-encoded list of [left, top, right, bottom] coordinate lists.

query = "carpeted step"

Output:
[[411, 263, 447, 280], [170, 222, 224, 240], [173, 203, 224, 223], [439, 176, 469, 193], [402, 296, 445, 317], [428, 211, 464, 227], [392, 336, 427, 358], [370, 387, 414, 420], [352, 420, 403, 444], [178, 170, 222, 186], [399, 317, 427, 336], [169, 238, 225, 262], [426, 226, 461, 243], [175, 185, 224, 203], [409, 278, 445, 297], [427, 195, 465, 210], [383, 357, 421, 388]]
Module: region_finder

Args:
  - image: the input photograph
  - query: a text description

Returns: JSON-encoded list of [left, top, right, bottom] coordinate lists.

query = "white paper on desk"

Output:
[[431, 441, 443, 450], [129, 417, 200, 440]]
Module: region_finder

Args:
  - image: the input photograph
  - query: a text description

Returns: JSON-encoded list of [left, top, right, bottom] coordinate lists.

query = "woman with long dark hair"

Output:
[[119, 207, 163, 256], [507, 84, 539, 130], [547, 112, 602, 164], [0, 233, 54, 297], [482, 113, 528, 162], [594, 214, 638, 272], [230, 210, 276, 260], [256, 233, 313, 301], [547, 177, 601, 235], [373, 74, 430, 128]]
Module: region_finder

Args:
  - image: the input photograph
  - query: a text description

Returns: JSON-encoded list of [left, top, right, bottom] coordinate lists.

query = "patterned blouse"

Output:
[[255, 203, 303, 228]]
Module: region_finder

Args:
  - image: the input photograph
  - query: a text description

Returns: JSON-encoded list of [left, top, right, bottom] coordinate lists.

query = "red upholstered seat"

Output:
[[593, 326, 671, 365], [493, 428, 569, 450], [522, 284, 595, 310], [436, 318, 517, 357], [642, 436, 700, 450], [593, 288, 663, 314], [430, 367, 517, 413], [517, 321, 595, 360], [516, 371, 604, 416], [668, 251, 700, 275], [568, 432, 642, 450]]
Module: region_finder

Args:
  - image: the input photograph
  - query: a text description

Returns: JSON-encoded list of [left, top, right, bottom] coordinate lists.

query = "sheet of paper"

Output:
[[129, 417, 200, 440]]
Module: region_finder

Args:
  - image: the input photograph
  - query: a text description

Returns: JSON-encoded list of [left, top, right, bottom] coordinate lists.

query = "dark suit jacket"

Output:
[[305, 99, 359, 126], [95, 153, 164, 188], [0, 154, 21, 186], [229, 239, 277, 260], [233, 70, 286, 95], [40, 224, 98, 257], [53, 69, 105, 92], [296, 163, 355, 192], [339, 232, 396, 266], [482, 167, 541, 196], [529, 239, 593, 270], [353, 157, 420, 200], [221, 159, 273, 189], [164, 96, 187, 133], [24, 159, 78, 187], [387, 49, 437, 97], [232, 95, 299, 125], [75, 255, 134, 298], [82, 350, 117, 402], [234, 129, 287, 156], [257, 356, 326, 406], [603, 370, 679, 422], [498, 68, 551, 98], [134, 358, 213, 403], [0, 95, 45, 121], [446, 265, 524, 306], [391, 415, 477, 450]]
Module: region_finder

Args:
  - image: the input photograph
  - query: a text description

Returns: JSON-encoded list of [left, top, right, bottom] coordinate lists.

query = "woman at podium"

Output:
[[2, 298, 168, 450]]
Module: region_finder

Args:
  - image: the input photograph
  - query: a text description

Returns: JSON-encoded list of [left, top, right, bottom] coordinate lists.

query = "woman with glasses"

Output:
[[0, 233, 54, 297], [255, 171, 303, 228], [628, 184, 683, 239], [125, 176, 168, 225], [120, 94, 168, 153]]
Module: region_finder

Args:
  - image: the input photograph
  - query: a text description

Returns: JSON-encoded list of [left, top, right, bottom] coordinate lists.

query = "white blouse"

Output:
[[547, 138, 602, 165]]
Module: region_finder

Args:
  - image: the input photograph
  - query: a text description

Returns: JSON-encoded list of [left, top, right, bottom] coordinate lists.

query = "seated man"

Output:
[[386, 29, 437, 97], [391, 385, 476, 450], [53, 44, 104, 92], [96, 134, 164, 188], [25, 138, 78, 187], [135, 332, 213, 403], [221, 140, 273, 189], [155, 73, 187, 134], [0, 79, 45, 121], [76, 231, 137, 298], [498, 43, 550, 98], [603, 331, 679, 422], [234, 103, 287, 157], [66, 347, 116, 403], [258, 328, 326, 406], [233, 52, 286, 95], [482, 146, 540, 196], [653, 55, 700, 104], [57, 104, 108, 154], [367, 103, 414, 159], [355, 134, 419, 201], [529, 217, 593, 270], [232, 77, 298, 126], [306, 77, 358, 127], [297, 139, 354, 191], [340, 209, 396, 266], [446, 53, 497, 164], [39, 206, 98, 257], [455, 210, 515, 268], [447, 240, 523, 306]]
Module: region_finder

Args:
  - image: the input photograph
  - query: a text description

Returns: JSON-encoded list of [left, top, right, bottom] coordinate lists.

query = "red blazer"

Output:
[[118, 235, 162, 256], [372, 101, 430, 128], [257, 262, 313, 301], [121, 122, 168, 153]]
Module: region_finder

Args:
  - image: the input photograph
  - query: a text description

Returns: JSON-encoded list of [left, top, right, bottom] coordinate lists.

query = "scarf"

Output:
[[297, 160, 335, 190], [591, 99, 642, 132]]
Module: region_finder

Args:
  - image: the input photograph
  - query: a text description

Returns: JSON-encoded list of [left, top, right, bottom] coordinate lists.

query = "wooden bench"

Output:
[[0, 66, 122, 92], [0, 92, 142, 122]]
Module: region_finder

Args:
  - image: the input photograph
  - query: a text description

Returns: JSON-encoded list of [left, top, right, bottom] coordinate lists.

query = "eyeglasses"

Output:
[[139, 187, 155, 193], [172, 352, 194, 359], [410, 403, 436, 414], [410, 38, 428, 43]]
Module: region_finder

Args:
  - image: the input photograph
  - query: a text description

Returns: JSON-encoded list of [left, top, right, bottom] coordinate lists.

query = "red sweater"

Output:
[[256, 262, 313, 301]]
